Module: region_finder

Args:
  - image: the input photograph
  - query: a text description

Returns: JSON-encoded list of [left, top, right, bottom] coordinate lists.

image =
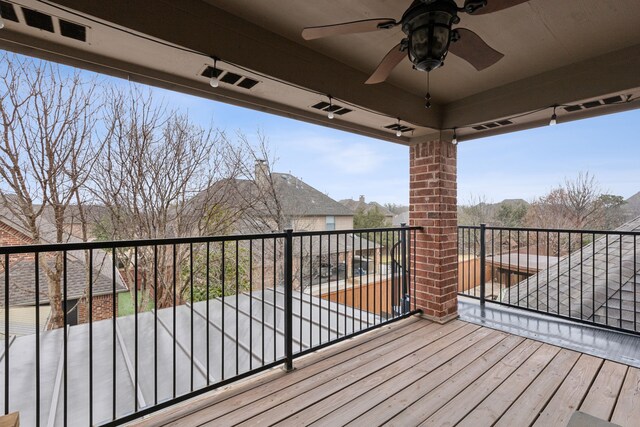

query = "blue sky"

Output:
[[157, 84, 640, 206], [16, 52, 639, 207]]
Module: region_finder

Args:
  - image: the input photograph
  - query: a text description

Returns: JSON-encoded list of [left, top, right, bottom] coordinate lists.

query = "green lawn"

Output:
[[118, 290, 154, 316]]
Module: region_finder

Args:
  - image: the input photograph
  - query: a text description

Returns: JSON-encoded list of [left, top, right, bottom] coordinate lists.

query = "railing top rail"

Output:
[[0, 226, 422, 255], [458, 224, 640, 236], [294, 225, 421, 237], [0, 231, 287, 255]]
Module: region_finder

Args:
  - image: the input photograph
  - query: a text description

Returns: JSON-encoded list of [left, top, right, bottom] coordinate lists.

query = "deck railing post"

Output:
[[284, 228, 294, 371], [480, 223, 487, 305], [400, 223, 409, 313]]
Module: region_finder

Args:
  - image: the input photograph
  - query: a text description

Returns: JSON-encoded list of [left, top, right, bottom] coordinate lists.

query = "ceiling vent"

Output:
[[310, 101, 352, 116], [201, 67, 260, 91], [21, 7, 54, 32], [0, 1, 18, 22], [384, 123, 414, 133], [471, 119, 513, 131], [220, 72, 242, 85], [237, 78, 259, 89], [59, 19, 86, 42], [563, 95, 626, 113]]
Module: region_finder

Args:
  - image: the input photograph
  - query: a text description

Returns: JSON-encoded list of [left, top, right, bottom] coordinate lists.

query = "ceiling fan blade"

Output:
[[302, 18, 397, 41], [449, 28, 504, 71], [469, 0, 529, 15], [365, 43, 406, 84]]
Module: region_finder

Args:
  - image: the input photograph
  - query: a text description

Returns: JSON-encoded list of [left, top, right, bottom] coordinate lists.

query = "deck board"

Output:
[[453, 344, 562, 426], [198, 320, 462, 426], [130, 315, 640, 427], [580, 360, 628, 421], [494, 348, 581, 427], [611, 366, 640, 426]]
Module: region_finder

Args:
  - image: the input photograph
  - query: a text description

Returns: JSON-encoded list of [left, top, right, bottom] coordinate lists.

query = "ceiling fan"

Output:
[[302, 0, 529, 85]]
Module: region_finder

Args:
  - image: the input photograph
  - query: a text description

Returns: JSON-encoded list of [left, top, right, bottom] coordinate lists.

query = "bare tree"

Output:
[[0, 55, 100, 328], [525, 172, 617, 230], [458, 194, 495, 226], [91, 86, 250, 308]]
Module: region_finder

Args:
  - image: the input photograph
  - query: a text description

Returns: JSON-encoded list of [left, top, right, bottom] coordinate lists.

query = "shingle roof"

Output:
[[339, 198, 394, 217], [1, 197, 128, 302], [195, 172, 353, 221], [1, 251, 127, 306], [270, 173, 353, 217], [506, 216, 640, 330]]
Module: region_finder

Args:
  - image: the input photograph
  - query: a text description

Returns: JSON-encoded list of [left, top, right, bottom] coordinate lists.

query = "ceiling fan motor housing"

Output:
[[402, 0, 460, 72]]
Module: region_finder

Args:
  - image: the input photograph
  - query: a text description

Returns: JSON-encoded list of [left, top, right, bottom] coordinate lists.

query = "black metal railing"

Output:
[[458, 224, 640, 335], [0, 226, 419, 426]]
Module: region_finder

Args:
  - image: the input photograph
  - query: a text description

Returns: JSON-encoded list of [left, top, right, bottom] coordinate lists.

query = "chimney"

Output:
[[255, 159, 269, 189], [359, 195, 365, 204]]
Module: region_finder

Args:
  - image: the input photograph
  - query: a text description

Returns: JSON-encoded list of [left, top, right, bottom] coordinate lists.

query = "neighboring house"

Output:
[[193, 161, 382, 294], [0, 203, 128, 331], [506, 216, 640, 330], [339, 195, 394, 225], [252, 160, 355, 232]]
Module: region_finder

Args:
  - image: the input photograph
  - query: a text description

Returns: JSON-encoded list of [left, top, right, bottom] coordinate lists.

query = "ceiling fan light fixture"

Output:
[[403, 1, 459, 72]]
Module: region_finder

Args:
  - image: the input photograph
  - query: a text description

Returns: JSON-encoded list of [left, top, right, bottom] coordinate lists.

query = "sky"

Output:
[[12, 52, 639, 207], [156, 84, 640, 206]]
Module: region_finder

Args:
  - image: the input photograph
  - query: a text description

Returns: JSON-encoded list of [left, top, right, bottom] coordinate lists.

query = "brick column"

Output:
[[409, 138, 458, 323]]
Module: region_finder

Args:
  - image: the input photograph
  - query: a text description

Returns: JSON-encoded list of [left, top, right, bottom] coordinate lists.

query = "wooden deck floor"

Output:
[[132, 315, 640, 427]]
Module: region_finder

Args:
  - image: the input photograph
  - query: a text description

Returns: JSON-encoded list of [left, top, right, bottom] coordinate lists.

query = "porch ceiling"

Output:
[[1, 0, 639, 144]]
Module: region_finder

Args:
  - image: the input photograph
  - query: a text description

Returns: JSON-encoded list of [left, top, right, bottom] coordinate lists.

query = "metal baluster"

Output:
[[620, 235, 623, 329], [4, 253, 8, 416], [221, 242, 225, 378], [327, 233, 331, 340], [261, 239, 265, 365], [235, 241, 239, 376], [206, 242, 211, 382], [248, 240, 252, 368], [605, 234, 609, 325], [272, 237, 276, 362], [299, 236, 303, 352], [344, 232, 348, 335], [134, 246, 139, 411], [480, 224, 486, 306], [172, 244, 177, 397], [89, 249, 93, 424], [284, 229, 293, 371], [568, 232, 571, 318], [309, 236, 313, 348], [153, 245, 158, 405], [190, 243, 194, 390], [109, 248, 114, 421], [35, 253, 41, 426]]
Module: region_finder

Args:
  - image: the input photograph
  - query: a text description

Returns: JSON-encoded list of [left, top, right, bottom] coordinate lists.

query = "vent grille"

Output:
[[564, 105, 582, 112], [0, 1, 18, 22], [200, 67, 259, 90], [220, 72, 242, 85], [472, 119, 513, 131], [59, 20, 86, 42], [583, 101, 601, 109], [3, 5, 88, 42], [384, 123, 414, 133], [237, 78, 259, 89], [22, 8, 54, 32], [563, 95, 626, 112], [310, 100, 353, 116]]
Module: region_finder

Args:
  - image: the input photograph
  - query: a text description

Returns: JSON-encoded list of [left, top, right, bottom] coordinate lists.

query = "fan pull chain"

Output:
[[425, 72, 432, 109]]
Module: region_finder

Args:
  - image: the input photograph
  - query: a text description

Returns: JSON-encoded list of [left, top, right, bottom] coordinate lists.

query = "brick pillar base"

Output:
[[410, 138, 458, 323]]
